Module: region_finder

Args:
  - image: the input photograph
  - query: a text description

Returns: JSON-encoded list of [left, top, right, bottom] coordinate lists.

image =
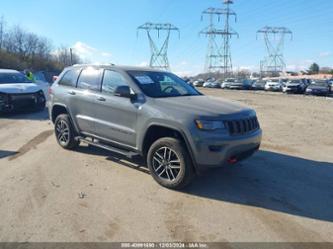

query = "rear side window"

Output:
[[102, 70, 129, 95], [77, 67, 103, 91], [58, 69, 81, 87]]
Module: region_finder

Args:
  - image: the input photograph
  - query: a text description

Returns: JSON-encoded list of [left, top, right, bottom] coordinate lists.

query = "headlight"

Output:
[[306, 88, 312, 92], [195, 120, 225, 131]]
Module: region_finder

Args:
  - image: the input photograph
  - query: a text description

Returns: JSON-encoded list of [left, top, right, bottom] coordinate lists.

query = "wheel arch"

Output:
[[141, 124, 198, 173]]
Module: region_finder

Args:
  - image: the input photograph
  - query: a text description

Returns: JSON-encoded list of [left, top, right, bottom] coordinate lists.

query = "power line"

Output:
[[257, 26, 293, 76], [200, 0, 238, 76], [137, 22, 180, 70]]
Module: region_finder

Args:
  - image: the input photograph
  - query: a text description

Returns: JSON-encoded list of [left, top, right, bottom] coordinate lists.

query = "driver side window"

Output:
[[102, 70, 129, 95]]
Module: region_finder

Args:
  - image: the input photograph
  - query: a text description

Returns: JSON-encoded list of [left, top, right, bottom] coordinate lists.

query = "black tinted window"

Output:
[[77, 67, 103, 91], [58, 69, 81, 87], [102, 70, 129, 95]]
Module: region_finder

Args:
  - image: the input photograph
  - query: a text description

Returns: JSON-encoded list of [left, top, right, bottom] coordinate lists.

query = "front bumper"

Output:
[[191, 129, 262, 169], [0, 91, 46, 112], [265, 86, 281, 91], [283, 89, 302, 94]]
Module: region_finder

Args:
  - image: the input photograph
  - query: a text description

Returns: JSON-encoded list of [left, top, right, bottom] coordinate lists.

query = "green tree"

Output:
[[309, 63, 320, 74]]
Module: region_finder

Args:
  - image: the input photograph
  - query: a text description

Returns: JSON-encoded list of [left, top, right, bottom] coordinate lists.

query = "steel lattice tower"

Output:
[[137, 22, 180, 70], [257, 26, 293, 75], [200, 1, 238, 75]]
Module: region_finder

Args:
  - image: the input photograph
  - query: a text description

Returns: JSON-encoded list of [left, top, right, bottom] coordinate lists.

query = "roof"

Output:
[[68, 64, 167, 72], [0, 69, 20, 73]]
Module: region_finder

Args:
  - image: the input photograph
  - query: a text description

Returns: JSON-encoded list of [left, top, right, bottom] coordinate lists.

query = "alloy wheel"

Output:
[[152, 147, 181, 181], [56, 120, 70, 146]]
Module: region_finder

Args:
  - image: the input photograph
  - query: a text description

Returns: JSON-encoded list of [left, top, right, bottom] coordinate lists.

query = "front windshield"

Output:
[[0, 72, 32, 84], [127, 70, 201, 98], [312, 81, 328, 86]]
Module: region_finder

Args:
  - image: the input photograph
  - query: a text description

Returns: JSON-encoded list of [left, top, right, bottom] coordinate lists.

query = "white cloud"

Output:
[[319, 51, 332, 58], [72, 41, 113, 63], [137, 61, 149, 67]]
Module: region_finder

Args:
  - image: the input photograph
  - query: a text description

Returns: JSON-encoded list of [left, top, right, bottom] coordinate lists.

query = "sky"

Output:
[[1, 0, 333, 76]]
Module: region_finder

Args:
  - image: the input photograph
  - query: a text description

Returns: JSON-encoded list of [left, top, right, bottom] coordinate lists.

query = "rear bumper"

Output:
[[191, 129, 262, 170]]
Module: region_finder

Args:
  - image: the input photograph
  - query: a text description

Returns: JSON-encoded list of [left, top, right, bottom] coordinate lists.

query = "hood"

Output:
[[307, 85, 328, 90], [267, 82, 280, 86], [286, 83, 301, 87], [0, 83, 42, 94], [154, 95, 253, 118]]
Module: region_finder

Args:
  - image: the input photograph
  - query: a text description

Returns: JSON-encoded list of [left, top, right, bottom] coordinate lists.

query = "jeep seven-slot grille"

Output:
[[225, 117, 260, 136]]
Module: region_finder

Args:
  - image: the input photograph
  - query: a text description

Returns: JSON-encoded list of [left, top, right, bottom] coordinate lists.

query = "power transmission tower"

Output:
[[137, 22, 180, 70], [257, 26, 293, 76], [200, 1, 238, 76]]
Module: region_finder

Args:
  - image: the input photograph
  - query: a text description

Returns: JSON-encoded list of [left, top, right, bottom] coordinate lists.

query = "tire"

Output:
[[54, 114, 79, 150], [147, 137, 195, 190]]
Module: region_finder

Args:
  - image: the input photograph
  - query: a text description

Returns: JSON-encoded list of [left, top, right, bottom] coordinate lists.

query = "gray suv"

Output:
[[48, 65, 262, 189]]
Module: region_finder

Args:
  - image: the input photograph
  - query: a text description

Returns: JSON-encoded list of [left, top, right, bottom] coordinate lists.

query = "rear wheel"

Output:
[[54, 114, 79, 150], [147, 137, 194, 190]]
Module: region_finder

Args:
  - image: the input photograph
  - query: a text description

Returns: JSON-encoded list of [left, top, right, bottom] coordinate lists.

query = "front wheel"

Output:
[[54, 114, 79, 150], [147, 137, 195, 190]]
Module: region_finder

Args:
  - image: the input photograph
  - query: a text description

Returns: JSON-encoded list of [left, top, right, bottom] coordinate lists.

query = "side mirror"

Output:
[[52, 76, 58, 83], [114, 85, 135, 99]]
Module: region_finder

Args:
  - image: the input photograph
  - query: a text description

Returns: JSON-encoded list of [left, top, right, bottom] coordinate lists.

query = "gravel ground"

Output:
[[0, 89, 332, 242]]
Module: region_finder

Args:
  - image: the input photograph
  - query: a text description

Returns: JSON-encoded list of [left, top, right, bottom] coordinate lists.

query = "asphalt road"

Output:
[[0, 90, 332, 242]]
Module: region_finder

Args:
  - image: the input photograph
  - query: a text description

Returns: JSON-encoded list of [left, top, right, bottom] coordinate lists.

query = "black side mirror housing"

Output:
[[114, 85, 135, 99]]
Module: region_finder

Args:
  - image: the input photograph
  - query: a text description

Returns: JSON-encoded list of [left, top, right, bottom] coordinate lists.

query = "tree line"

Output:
[[0, 16, 81, 73]]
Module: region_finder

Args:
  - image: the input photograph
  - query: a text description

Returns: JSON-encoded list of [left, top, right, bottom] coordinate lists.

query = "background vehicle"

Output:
[[265, 79, 283, 92], [252, 80, 266, 90], [229, 79, 253, 90], [203, 80, 221, 88], [221, 78, 236, 89], [49, 65, 262, 189], [305, 80, 331, 96], [0, 69, 48, 112], [193, 79, 204, 87], [283, 79, 307, 94]]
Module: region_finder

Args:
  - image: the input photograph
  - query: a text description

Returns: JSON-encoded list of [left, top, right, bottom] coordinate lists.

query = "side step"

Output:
[[77, 137, 139, 158]]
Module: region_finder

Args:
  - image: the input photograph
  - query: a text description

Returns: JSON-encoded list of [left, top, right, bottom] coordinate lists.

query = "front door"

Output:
[[94, 70, 138, 147]]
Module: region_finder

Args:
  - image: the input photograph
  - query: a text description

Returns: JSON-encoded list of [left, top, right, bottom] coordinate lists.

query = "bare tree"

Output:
[[0, 15, 4, 50]]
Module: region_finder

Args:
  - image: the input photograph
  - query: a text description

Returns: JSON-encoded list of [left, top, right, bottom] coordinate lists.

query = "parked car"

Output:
[[203, 80, 221, 88], [0, 69, 48, 113], [305, 80, 331, 96], [49, 65, 262, 189], [328, 80, 333, 92], [221, 78, 236, 89], [282, 79, 307, 94], [251, 80, 266, 90], [193, 79, 204, 87], [265, 79, 283, 92], [229, 79, 253, 90]]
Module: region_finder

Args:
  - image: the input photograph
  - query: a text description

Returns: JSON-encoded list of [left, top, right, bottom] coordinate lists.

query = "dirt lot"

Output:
[[0, 90, 332, 242]]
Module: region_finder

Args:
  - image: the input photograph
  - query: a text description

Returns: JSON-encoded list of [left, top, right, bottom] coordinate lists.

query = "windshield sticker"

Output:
[[135, 75, 155, 84]]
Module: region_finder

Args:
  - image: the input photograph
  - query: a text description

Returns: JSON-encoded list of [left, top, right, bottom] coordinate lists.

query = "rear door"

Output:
[[69, 67, 103, 135], [93, 70, 138, 147]]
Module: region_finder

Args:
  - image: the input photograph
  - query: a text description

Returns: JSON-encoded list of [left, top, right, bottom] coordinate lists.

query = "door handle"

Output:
[[68, 91, 76, 95], [97, 96, 106, 102]]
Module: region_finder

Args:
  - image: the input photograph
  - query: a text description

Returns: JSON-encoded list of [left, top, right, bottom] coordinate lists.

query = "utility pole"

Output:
[[137, 22, 180, 70], [200, 1, 238, 77], [69, 48, 73, 66], [257, 26, 293, 76], [0, 15, 4, 50]]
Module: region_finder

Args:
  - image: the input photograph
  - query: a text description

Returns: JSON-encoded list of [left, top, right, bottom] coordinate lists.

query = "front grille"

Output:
[[225, 117, 260, 136]]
